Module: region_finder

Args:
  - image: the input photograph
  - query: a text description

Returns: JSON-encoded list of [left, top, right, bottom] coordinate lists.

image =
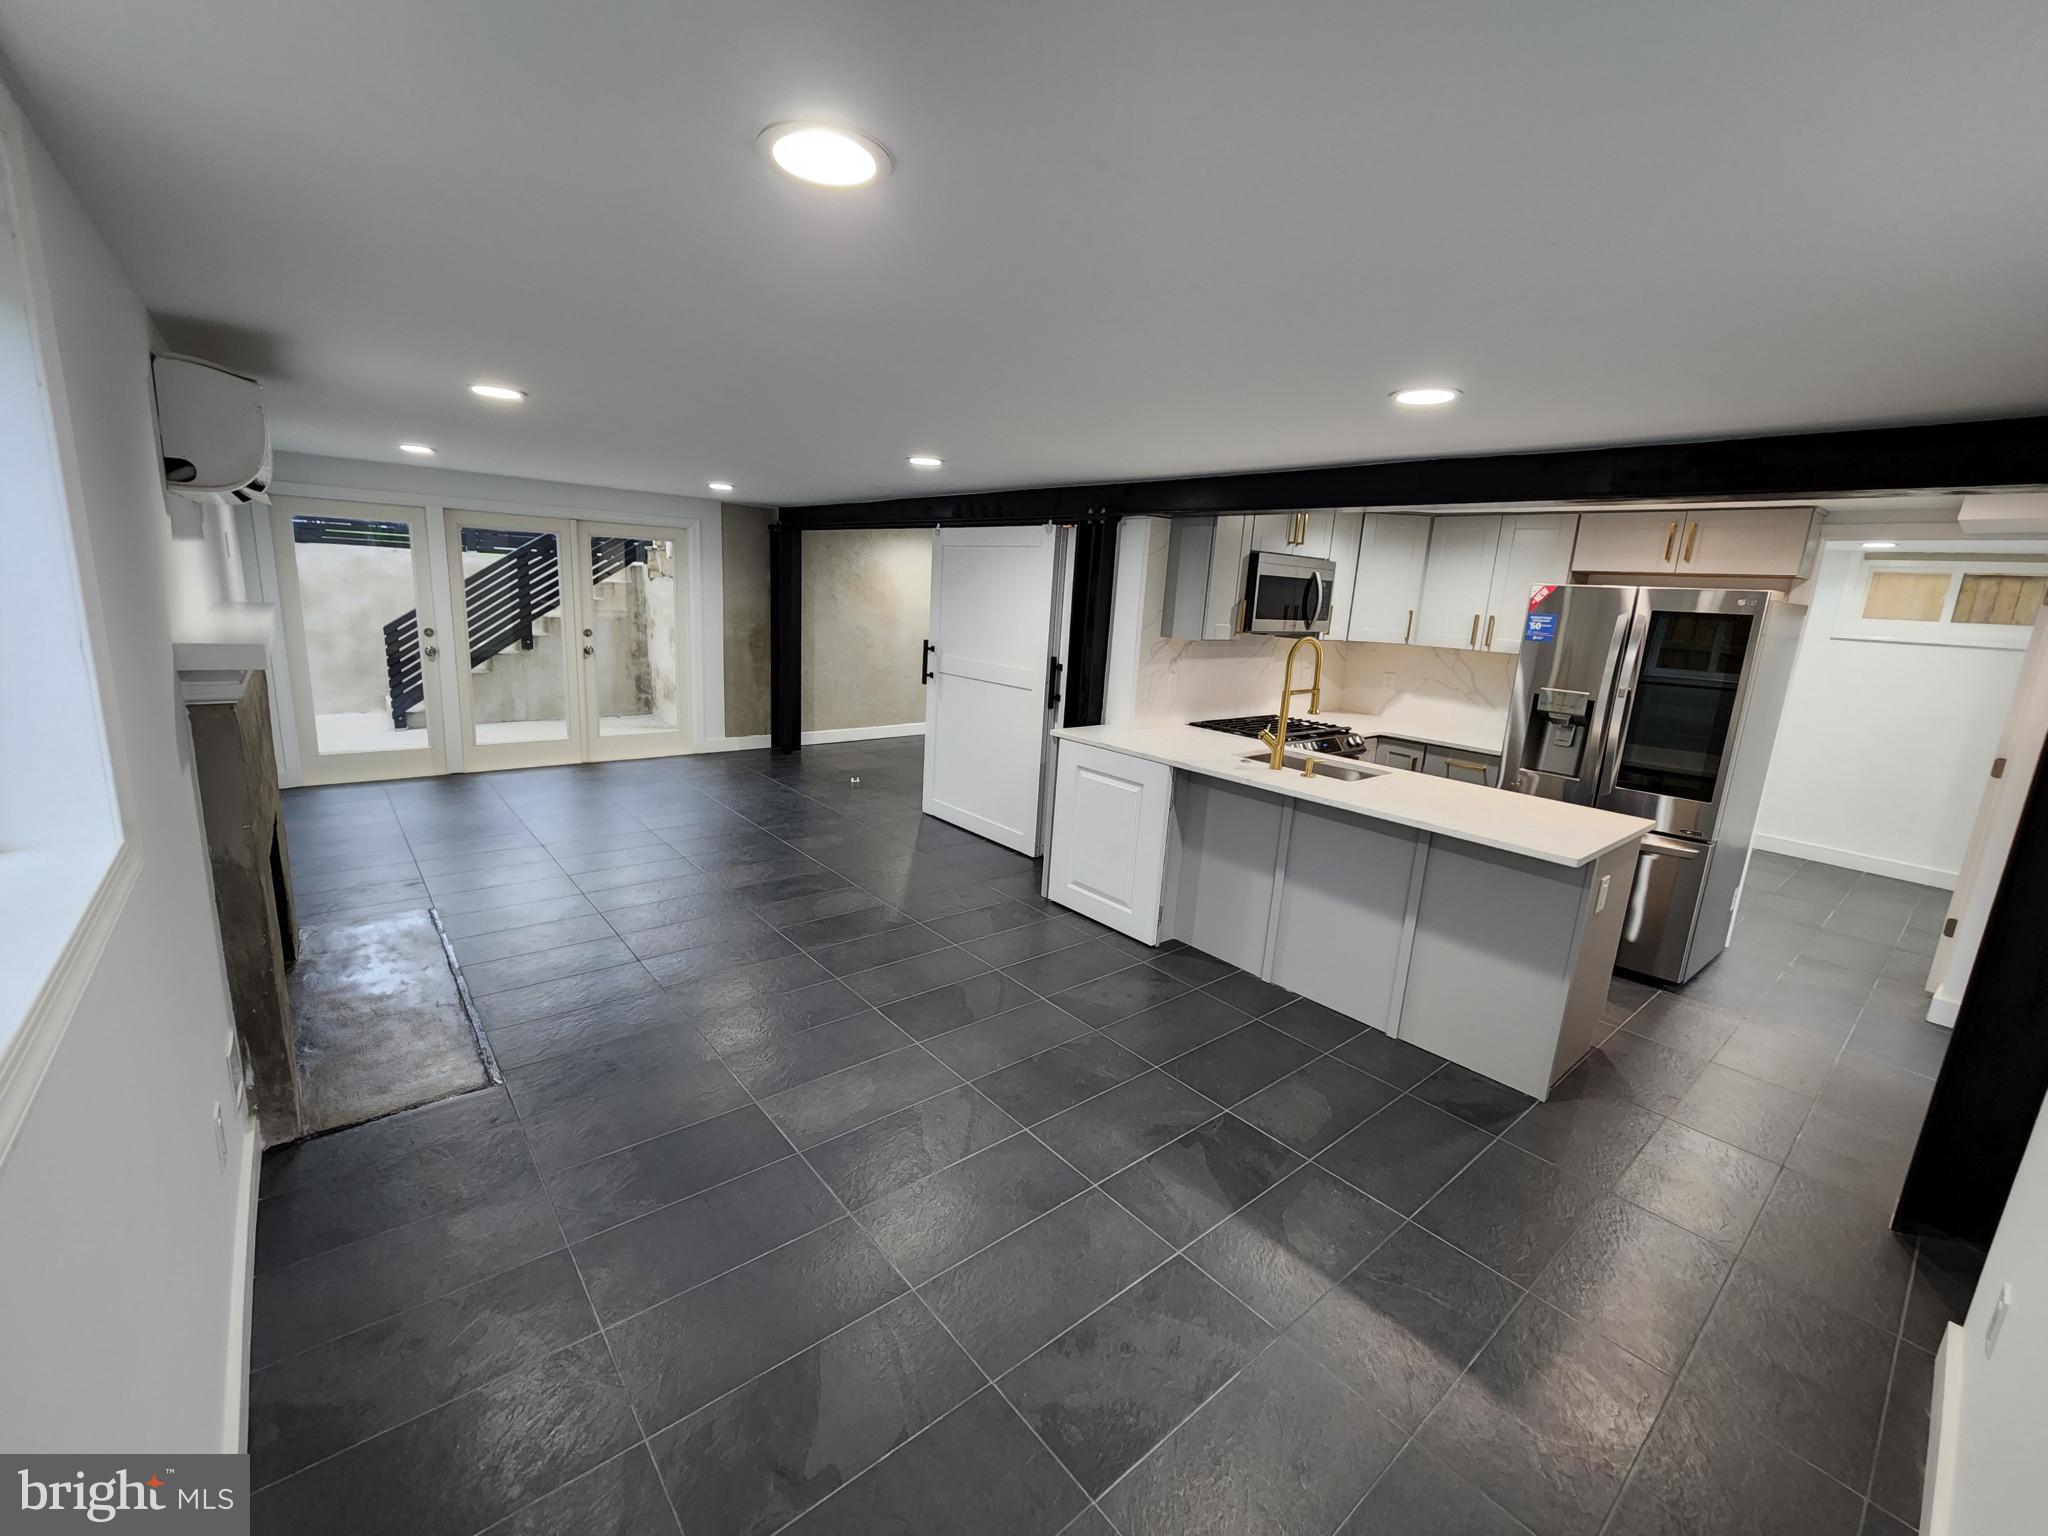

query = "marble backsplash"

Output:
[[1128, 516, 1516, 735]]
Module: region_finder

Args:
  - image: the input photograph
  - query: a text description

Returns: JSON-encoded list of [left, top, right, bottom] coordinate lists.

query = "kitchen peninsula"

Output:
[[1043, 720, 1652, 1098]]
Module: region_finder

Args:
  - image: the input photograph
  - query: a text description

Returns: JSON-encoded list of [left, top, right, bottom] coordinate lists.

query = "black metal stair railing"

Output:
[[377, 533, 650, 728]]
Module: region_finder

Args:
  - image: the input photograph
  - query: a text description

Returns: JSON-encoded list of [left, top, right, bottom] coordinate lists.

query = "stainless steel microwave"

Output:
[[1242, 549, 1336, 634]]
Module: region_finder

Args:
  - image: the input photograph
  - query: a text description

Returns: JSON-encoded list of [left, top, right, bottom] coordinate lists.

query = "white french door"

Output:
[[922, 524, 1064, 854], [577, 521, 694, 763], [443, 510, 696, 771], [271, 496, 449, 785], [445, 510, 586, 772]]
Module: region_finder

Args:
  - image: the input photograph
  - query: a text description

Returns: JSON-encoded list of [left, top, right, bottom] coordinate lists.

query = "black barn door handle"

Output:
[[921, 640, 935, 684]]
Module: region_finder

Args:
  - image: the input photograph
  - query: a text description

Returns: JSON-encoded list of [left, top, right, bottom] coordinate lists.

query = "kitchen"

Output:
[[1043, 502, 1826, 1098]]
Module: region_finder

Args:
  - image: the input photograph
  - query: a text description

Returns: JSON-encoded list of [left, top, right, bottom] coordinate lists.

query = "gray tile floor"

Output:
[[251, 742, 1978, 1536]]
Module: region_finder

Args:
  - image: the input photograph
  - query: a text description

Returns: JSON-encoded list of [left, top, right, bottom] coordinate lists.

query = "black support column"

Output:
[[769, 521, 802, 753], [1062, 518, 1118, 729], [1895, 746, 2048, 1246]]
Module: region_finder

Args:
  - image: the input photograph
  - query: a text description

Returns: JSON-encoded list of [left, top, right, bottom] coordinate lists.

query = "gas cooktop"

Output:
[[1189, 716, 1369, 754]]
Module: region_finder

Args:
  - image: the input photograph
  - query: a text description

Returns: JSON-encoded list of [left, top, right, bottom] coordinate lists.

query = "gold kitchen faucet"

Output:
[[1256, 633, 1324, 773]]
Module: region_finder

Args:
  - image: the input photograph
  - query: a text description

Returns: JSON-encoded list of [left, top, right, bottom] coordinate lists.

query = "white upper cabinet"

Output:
[[1250, 512, 1301, 554], [1324, 510, 1364, 642], [1161, 514, 1252, 641], [1347, 513, 1432, 644], [1572, 506, 1817, 579], [1249, 510, 1336, 556], [1413, 515, 1502, 649], [1571, 511, 1685, 574], [1675, 507, 1817, 577], [1483, 513, 1579, 653]]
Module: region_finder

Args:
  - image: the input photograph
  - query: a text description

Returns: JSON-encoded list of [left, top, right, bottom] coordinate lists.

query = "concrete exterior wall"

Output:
[[802, 527, 931, 732], [290, 534, 418, 717], [721, 504, 772, 737]]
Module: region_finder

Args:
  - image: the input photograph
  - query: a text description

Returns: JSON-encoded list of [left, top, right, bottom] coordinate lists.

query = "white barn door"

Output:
[[922, 524, 1063, 854]]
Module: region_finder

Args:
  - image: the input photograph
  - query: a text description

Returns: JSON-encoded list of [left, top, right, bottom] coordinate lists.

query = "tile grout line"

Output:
[[280, 769, 1946, 1533]]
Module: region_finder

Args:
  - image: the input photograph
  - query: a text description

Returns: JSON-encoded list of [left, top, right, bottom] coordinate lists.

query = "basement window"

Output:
[[1835, 547, 2048, 651]]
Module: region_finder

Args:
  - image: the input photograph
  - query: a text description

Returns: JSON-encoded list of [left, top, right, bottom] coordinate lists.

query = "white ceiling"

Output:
[[4, 1, 2046, 506]]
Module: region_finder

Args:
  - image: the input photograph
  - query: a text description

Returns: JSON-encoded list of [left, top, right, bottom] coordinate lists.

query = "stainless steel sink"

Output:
[[1239, 750, 1376, 782]]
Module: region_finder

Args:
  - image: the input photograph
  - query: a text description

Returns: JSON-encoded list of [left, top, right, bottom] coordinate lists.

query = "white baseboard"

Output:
[[800, 722, 925, 745], [694, 734, 771, 753], [1751, 832, 1956, 891], [220, 1111, 261, 1452], [1927, 988, 1962, 1029], [1924, 1321, 1965, 1536]]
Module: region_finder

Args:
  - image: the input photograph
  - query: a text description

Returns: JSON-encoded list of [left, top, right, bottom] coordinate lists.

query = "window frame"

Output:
[[1832, 542, 2048, 651]]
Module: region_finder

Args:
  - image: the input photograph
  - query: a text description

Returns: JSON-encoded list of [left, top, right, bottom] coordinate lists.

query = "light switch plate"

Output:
[[1986, 1282, 2012, 1358]]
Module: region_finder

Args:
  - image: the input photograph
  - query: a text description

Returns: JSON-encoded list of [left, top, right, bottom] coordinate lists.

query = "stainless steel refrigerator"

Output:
[[1502, 585, 1802, 983]]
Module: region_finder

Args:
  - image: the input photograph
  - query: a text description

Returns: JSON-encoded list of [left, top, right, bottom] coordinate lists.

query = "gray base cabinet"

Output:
[[1047, 739, 1640, 1098]]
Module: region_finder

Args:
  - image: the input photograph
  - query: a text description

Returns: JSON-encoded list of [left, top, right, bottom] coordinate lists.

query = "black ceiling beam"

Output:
[[779, 413, 2048, 529]]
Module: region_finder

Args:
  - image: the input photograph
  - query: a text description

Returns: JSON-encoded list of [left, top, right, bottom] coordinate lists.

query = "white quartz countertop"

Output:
[[1053, 721, 1651, 868]]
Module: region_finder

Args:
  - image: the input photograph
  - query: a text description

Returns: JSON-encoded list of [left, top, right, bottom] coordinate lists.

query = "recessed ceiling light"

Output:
[[1391, 386, 1461, 407], [708, 481, 734, 494], [907, 454, 943, 470], [469, 382, 526, 402], [1863, 540, 1899, 550], [759, 122, 891, 187], [398, 442, 435, 456]]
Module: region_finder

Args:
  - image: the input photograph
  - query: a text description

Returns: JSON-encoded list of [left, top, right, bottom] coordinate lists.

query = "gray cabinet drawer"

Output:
[[1422, 746, 1501, 786], [1373, 738, 1426, 772]]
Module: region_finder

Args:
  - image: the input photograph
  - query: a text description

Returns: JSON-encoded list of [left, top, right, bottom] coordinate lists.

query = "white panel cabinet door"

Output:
[[1204, 514, 1251, 639], [1412, 515, 1501, 649], [1676, 508, 1817, 578], [1348, 513, 1432, 644], [1571, 510, 1684, 574], [923, 524, 1062, 854], [1249, 512, 1301, 553], [1323, 510, 1364, 642], [1296, 510, 1336, 558], [1046, 741, 1173, 942], [1484, 513, 1579, 654]]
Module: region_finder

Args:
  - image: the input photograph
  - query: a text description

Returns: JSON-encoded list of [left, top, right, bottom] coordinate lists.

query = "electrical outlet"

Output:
[[1597, 874, 1612, 913], [1382, 672, 1395, 691], [212, 1103, 227, 1170]]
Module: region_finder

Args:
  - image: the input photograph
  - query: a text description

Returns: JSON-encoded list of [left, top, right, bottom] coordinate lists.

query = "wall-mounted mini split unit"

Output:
[[152, 353, 271, 502]]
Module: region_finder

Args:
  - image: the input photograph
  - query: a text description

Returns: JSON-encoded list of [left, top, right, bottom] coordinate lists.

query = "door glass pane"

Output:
[[1614, 610, 1754, 802], [589, 534, 681, 737], [1863, 570, 1949, 621], [288, 512, 432, 755], [460, 526, 569, 744], [1953, 573, 2048, 626]]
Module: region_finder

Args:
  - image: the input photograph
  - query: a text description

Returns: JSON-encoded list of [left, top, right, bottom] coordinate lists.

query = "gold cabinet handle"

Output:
[[1484, 615, 1495, 648], [1403, 608, 1414, 643], [1446, 758, 1489, 773], [1662, 521, 1678, 563], [1683, 521, 1700, 563], [1468, 613, 1479, 647]]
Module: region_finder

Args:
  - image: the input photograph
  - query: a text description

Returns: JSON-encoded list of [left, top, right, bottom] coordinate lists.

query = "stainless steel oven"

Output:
[[1243, 549, 1336, 635]]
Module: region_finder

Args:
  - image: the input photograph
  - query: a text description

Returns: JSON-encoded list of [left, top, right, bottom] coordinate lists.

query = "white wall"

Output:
[[1942, 1101, 2048, 1535], [1757, 542, 2031, 887], [0, 95, 255, 1451]]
